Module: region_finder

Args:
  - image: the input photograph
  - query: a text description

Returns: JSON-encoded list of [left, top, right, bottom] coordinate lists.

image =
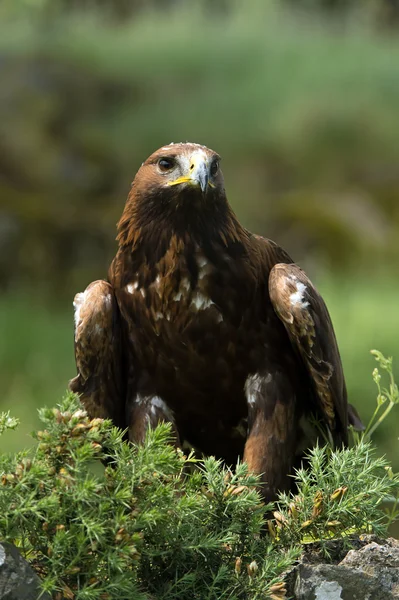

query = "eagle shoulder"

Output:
[[268, 262, 348, 441], [69, 280, 125, 427]]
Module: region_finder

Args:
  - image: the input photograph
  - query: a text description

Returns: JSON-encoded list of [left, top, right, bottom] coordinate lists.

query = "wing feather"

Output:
[[69, 280, 125, 429], [269, 263, 352, 444]]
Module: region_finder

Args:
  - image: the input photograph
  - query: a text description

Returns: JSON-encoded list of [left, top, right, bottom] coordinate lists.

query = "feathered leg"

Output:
[[126, 393, 181, 448], [243, 371, 299, 503], [69, 280, 125, 429]]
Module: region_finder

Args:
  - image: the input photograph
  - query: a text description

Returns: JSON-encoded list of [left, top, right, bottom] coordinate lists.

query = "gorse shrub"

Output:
[[273, 350, 399, 554], [0, 395, 296, 600], [0, 350, 398, 599], [275, 442, 398, 554]]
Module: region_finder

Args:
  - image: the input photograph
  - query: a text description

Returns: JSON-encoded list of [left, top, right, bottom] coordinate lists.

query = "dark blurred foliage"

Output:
[[2, 0, 399, 22], [282, 0, 399, 28], [1, 0, 399, 296], [0, 1, 399, 485]]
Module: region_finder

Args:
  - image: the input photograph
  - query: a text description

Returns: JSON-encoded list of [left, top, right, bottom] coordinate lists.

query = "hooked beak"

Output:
[[192, 160, 209, 193], [167, 151, 212, 193]]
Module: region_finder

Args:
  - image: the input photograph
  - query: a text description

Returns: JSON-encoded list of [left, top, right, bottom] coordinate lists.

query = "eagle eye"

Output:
[[158, 158, 175, 172], [210, 159, 219, 177]]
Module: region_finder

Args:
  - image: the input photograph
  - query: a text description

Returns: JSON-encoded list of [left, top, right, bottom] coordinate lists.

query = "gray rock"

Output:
[[0, 542, 51, 600], [292, 537, 399, 600]]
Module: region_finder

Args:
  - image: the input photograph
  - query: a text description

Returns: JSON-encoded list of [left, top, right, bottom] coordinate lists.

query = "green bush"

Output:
[[276, 443, 398, 552], [0, 351, 398, 599], [0, 394, 297, 600]]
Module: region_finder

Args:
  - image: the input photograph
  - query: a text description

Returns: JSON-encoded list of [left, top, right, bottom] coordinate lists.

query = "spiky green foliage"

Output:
[[0, 351, 398, 598], [275, 442, 399, 552], [273, 350, 399, 554], [0, 411, 19, 435], [0, 394, 297, 600]]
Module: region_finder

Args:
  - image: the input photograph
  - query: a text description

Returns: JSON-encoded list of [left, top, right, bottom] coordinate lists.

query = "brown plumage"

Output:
[[70, 142, 362, 501]]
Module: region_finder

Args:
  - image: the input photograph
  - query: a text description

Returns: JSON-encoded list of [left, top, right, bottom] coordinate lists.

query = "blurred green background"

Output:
[[0, 0, 398, 478]]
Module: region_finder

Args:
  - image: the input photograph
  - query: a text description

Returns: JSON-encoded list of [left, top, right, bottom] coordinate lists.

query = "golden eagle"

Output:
[[70, 142, 362, 501]]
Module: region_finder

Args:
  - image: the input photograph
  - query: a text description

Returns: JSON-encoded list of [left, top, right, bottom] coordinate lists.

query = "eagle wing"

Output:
[[69, 280, 125, 429], [269, 263, 362, 445]]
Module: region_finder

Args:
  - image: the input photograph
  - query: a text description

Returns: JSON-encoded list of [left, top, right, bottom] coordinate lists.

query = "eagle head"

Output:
[[117, 142, 242, 249], [130, 142, 225, 206]]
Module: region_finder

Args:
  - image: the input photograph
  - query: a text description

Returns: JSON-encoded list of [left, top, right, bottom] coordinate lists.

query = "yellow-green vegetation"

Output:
[[276, 350, 399, 551], [277, 442, 398, 550], [1, 2, 399, 590], [0, 395, 299, 600], [0, 354, 398, 599], [1, 1, 399, 292]]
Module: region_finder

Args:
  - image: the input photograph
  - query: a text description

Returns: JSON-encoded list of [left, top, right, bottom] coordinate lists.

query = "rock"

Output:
[[290, 537, 399, 599], [0, 542, 51, 600]]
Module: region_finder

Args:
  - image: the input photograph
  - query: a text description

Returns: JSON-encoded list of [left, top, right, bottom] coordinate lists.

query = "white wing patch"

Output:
[[197, 255, 212, 280], [126, 282, 138, 294], [127, 276, 168, 298], [136, 394, 175, 423], [191, 292, 215, 311], [181, 278, 191, 292], [73, 288, 111, 342], [290, 281, 309, 309], [150, 396, 174, 421], [197, 256, 208, 269], [154, 310, 172, 322], [73, 289, 89, 328], [126, 254, 223, 323], [244, 373, 272, 406]]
